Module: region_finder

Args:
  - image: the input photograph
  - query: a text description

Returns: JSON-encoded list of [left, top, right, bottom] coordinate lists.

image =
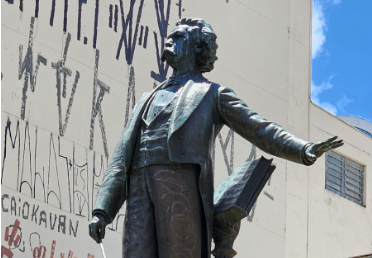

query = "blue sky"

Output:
[[311, 0, 372, 122]]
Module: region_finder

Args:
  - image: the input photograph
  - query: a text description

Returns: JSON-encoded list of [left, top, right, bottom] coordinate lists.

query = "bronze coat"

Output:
[[94, 79, 311, 257]]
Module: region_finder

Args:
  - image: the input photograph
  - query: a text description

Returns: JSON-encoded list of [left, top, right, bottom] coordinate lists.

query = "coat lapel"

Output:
[[169, 80, 211, 136], [125, 80, 168, 136]]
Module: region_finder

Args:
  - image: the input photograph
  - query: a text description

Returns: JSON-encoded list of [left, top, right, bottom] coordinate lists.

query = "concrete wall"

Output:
[[1, 0, 299, 256], [282, 0, 372, 256], [284, 0, 313, 257], [285, 102, 372, 258], [307, 105, 372, 258]]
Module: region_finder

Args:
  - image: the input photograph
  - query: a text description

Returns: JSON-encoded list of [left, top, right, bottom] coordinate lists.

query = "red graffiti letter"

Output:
[[6, 219, 21, 247], [50, 240, 56, 258], [33, 246, 46, 258], [1, 246, 13, 258]]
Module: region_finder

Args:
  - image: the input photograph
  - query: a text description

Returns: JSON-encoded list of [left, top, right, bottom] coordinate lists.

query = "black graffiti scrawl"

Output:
[[115, 0, 145, 63], [77, 0, 87, 42], [218, 129, 235, 175], [2, 115, 110, 222], [113, 0, 145, 127], [1, 119, 20, 186], [89, 50, 110, 158], [3, 0, 39, 17], [19, 17, 47, 120], [51, 33, 80, 137]]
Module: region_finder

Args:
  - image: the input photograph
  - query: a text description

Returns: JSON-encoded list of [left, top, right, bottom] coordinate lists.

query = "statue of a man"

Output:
[[89, 17, 343, 258]]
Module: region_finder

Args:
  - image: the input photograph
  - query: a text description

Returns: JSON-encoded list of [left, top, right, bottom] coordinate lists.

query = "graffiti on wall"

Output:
[[2, 0, 191, 242], [89, 49, 110, 157], [2, 219, 24, 258], [51, 32, 80, 138], [4, 0, 184, 127], [3, 0, 272, 245], [2, 194, 79, 237], [1, 217, 96, 258], [15, 15, 110, 156], [1, 114, 126, 233], [18, 17, 48, 121]]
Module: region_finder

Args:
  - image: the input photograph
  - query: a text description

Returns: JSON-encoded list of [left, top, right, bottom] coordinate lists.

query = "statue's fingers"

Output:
[[320, 137, 341, 150], [316, 136, 335, 146], [89, 223, 96, 241], [97, 223, 103, 243], [91, 223, 101, 243], [316, 139, 343, 155], [324, 139, 343, 150], [89, 224, 92, 238], [332, 139, 344, 145], [100, 223, 106, 240], [313, 136, 336, 151], [92, 224, 99, 241], [330, 140, 344, 149], [326, 135, 338, 143]]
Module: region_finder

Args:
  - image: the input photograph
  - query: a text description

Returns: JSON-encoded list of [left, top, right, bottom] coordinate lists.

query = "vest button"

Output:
[[179, 135, 184, 140], [181, 149, 186, 155]]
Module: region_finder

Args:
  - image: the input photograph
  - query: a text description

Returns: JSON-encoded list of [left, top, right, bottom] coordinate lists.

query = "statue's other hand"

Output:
[[305, 136, 344, 163], [89, 214, 107, 243]]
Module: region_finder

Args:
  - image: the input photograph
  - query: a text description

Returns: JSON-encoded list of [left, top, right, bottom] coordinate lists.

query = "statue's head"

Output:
[[161, 17, 218, 73]]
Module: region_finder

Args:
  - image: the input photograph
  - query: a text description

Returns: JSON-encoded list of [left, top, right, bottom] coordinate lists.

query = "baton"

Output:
[[99, 241, 107, 258]]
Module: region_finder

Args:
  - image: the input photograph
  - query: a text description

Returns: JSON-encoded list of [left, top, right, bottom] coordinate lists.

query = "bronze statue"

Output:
[[89, 17, 343, 258]]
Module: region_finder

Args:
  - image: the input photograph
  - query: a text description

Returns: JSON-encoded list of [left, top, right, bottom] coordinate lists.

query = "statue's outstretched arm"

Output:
[[217, 86, 343, 165]]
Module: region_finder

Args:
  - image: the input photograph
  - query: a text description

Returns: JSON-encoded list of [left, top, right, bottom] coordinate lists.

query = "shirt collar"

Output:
[[162, 74, 207, 88]]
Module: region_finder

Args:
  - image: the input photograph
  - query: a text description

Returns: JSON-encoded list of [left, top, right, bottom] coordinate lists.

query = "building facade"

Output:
[[1, 0, 371, 257]]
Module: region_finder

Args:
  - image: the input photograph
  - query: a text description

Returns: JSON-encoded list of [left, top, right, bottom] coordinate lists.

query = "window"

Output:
[[325, 151, 365, 206], [356, 127, 372, 138]]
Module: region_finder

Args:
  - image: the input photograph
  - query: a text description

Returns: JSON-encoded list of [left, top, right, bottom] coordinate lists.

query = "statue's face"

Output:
[[162, 25, 196, 70]]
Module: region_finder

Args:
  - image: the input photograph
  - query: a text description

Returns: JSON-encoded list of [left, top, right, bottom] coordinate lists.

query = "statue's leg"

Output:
[[123, 168, 158, 258], [147, 164, 203, 258]]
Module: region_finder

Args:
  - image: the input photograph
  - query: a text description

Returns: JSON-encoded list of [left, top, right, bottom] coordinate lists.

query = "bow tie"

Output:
[[162, 79, 185, 89]]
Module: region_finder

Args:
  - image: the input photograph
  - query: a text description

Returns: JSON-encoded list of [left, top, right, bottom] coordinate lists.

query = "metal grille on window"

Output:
[[325, 151, 365, 206]]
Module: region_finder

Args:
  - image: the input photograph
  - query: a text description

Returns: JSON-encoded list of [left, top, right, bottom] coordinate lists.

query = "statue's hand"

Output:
[[305, 136, 344, 163], [89, 213, 107, 243]]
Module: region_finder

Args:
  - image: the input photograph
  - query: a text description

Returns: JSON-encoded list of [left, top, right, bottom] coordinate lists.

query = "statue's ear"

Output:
[[193, 33, 203, 53]]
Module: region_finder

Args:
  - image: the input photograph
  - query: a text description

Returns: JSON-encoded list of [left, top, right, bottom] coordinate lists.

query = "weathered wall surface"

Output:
[[307, 105, 372, 258], [284, 0, 313, 257], [1, 0, 310, 257]]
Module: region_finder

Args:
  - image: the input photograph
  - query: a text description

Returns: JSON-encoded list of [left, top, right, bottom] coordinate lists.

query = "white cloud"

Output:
[[312, 0, 341, 59], [330, 0, 342, 6], [311, 0, 348, 116], [311, 79, 338, 115], [337, 94, 353, 113], [311, 79, 353, 115], [312, 1, 327, 59]]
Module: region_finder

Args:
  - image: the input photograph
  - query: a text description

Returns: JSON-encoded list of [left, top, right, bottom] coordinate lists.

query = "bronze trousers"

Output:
[[123, 164, 203, 258]]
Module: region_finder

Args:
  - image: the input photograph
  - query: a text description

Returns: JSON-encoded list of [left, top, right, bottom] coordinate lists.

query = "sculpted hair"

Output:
[[176, 17, 218, 73]]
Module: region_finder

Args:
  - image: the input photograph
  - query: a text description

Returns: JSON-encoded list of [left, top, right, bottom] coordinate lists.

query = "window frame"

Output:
[[325, 151, 366, 207]]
